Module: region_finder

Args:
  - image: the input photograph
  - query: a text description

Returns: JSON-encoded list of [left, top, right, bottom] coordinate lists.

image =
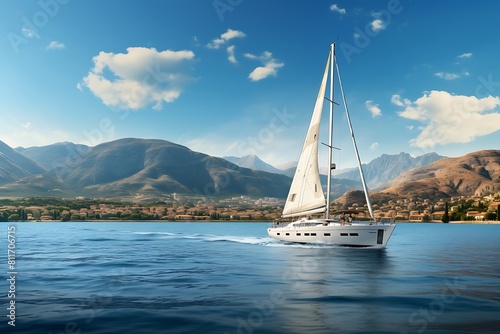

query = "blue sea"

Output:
[[1, 222, 499, 334]]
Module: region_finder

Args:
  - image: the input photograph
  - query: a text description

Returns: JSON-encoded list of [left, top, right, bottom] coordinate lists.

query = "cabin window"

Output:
[[349, 233, 359, 236], [304, 233, 310, 236], [286, 233, 290, 236], [324, 233, 331, 236], [277, 233, 280, 236], [290, 193, 296, 202], [311, 233, 317, 236], [340, 233, 348, 236]]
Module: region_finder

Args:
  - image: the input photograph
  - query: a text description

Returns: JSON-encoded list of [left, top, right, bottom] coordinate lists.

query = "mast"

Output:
[[335, 62, 375, 220], [326, 43, 335, 219]]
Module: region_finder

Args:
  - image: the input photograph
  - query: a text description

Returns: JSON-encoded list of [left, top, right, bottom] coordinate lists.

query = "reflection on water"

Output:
[[274, 247, 392, 333]]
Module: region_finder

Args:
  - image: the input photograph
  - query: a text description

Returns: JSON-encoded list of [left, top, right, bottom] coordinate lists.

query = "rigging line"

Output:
[[321, 142, 341, 150], [335, 61, 375, 221], [324, 97, 340, 105]]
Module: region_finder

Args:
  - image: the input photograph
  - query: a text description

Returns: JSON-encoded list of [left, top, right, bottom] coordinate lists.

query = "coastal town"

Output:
[[1, 191, 499, 222]]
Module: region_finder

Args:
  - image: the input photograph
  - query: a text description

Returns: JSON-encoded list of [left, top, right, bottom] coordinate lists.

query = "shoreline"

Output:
[[2, 220, 500, 224], [447, 220, 500, 224]]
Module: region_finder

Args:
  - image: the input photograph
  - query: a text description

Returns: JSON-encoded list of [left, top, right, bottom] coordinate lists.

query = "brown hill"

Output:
[[377, 150, 500, 199], [334, 190, 398, 208], [56, 138, 291, 199]]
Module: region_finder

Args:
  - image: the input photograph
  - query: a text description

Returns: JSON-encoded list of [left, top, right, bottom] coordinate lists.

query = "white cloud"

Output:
[[365, 100, 382, 117], [330, 4, 346, 14], [369, 12, 388, 32], [370, 142, 379, 150], [391, 94, 411, 107], [227, 45, 237, 64], [207, 29, 246, 49], [458, 52, 473, 59], [47, 41, 65, 50], [370, 19, 386, 32], [245, 51, 284, 81], [435, 72, 460, 80], [396, 90, 500, 148], [80, 47, 196, 110]]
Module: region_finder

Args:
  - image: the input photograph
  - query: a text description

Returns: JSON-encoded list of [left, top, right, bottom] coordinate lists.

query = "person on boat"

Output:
[[340, 213, 345, 225], [348, 214, 353, 225]]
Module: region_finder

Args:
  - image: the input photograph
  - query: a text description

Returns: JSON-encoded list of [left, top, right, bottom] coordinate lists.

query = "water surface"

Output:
[[1, 222, 499, 333]]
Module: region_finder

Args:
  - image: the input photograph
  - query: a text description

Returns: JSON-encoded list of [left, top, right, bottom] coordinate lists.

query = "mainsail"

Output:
[[282, 52, 331, 218]]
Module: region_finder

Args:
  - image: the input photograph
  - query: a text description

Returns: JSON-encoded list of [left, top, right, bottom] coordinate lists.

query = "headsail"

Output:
[[282, 51, 331, 218]]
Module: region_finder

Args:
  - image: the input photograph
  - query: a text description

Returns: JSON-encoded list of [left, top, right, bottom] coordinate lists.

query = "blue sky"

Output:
[[1, 0, 500, 168]]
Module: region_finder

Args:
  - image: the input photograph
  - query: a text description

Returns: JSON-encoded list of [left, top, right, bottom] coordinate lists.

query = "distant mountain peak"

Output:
[[223, 155, 282, 174], [335, 151, 446, 188], [18, 142, 90, 171], [0, 140, 46, 185]]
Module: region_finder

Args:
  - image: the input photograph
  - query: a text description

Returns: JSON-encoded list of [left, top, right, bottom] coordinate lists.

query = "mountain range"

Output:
[[334, 152, 445, 188], [378, 150, 500, 199], [0, 141, 46, 184], [224, 152, 446, 191], [1, 138, 499, 204], [223, 154, 363, 198], [18, 141, 90, 170], [335, 150, 500, 208], [1, 139, 290, 200]]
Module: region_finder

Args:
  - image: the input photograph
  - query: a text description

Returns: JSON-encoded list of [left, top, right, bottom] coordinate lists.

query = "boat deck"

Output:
[[271, 219, 391, 229]]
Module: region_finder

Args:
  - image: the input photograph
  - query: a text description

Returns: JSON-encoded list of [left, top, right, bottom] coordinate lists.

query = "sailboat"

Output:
[[267, 43, 396, 248]]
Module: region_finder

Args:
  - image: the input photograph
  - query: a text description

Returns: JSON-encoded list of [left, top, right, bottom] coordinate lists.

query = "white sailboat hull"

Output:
[[267, 220, 396, 248]]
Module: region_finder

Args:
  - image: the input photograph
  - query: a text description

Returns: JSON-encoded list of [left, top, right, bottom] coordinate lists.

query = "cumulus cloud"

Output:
[[370, 19, 386, 32], [365, 100, 382, 117], [435, 72, 460, 80], [47, 41, 65, 50], [369, 12, 387, 32], [80, 47, 196, 110], [391, 94, 411, 107], [244, 51, 284, 81], [330, 4, 346, 14], [394, 90, 500, 148], [207, 29, 246, 49]]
